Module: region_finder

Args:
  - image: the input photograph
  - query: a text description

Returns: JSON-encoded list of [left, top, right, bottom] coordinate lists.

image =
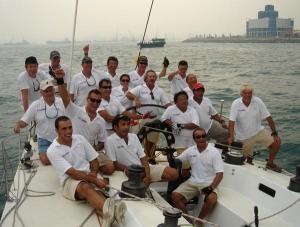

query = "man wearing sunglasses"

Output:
[[14, 79, 65, 165], [98, 78, 142, 134], [172, 128, 223, 225], [18, 56, 51, 111], [55, 71, 115, 175]]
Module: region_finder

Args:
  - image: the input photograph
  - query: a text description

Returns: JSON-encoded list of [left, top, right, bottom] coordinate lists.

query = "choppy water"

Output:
[[1, 41, 300, 216]]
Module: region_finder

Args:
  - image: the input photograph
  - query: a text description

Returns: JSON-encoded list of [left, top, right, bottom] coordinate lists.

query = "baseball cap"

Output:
[[40, 79, 54, 91], [82, 56, 93, 64], [25, 56, 38, 65], [138, 56, 148, 64], [193, 82, 205, 90], [50, 50, 61, 59]]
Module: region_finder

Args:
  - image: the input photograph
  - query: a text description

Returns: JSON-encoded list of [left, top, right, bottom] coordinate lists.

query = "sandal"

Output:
[[266, 163, 282, 173]]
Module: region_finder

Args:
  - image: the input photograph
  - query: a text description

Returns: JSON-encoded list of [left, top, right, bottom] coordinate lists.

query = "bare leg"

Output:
[[198, 192, 217, 220], [75, 182, 107, 216], [100, 163, 115, 175], [171, 192, 188, 213], [267, 142, 280, 165], [161, 167, 179, 181]]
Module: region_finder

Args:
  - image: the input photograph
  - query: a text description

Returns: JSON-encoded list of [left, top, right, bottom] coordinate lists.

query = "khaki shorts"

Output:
[[240, 129, 274, 157], [62, 177, 82, 200], [149, 164, 166, 182], [174, 180, 218, 202], [97, 151, 113, 167]]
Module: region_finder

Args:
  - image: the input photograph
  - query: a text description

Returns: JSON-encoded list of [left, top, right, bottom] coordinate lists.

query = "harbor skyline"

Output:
[[0, 0, 299, 44]]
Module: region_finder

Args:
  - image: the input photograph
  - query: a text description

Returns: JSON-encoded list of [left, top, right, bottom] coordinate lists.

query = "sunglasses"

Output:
[[121, 79, 130, 83], [101, 86, 112, 89], [139, 62, 148, 65], [194, 134, 207, 139], [150, 91, 154, 100], [89, 98, 101, 103]]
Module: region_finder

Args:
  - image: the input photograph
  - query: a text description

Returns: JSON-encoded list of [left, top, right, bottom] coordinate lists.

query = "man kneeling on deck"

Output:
[[105, 114, 178, 188], [172, 128, 223, 226], [47, 116, 126, 227]]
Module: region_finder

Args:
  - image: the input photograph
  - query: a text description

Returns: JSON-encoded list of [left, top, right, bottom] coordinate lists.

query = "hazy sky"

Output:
[[1, 0, 299, 43]]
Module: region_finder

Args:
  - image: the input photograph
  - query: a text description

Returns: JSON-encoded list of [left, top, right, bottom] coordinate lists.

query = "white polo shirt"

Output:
[[105, 133, 145, 166], [177, 144, 224, 184], [47, 134, 99, 184], [111, 85, 133, 109], [161, 105, 199, 148], [69, 72, 103, 106], [129, 84, 170, 115], [170, 74, 188, 96], [100, 71, 121, 88], [65, 102, 107, 145], [230, 96, 270, 140], [97, 96, 125, 130], [189, 97, 218, 133], [17, 71, 50, 109], [128, 70, 145, 87], [21, 97, 65, 142]]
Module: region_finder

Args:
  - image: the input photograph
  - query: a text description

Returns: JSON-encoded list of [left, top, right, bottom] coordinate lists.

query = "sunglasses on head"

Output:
[[121, 79, 130, 83], [101, 86, 112, 89], [89, 98, 101, 103], [194, 134, 206, 139]]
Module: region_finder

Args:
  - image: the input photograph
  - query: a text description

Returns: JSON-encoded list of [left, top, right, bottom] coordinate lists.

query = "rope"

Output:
[[108, 185, 220, 227], [246, 198, 300, 226], [135, 0, 155, 69]]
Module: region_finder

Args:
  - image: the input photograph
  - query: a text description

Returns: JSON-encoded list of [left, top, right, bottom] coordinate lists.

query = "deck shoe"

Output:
[[102, 198, 115, 227], [114, 200, 127, 224], [266, 163, 282, 173]]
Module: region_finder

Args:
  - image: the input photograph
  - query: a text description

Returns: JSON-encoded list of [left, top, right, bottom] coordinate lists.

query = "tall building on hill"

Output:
[[246, 5, 294, 37]]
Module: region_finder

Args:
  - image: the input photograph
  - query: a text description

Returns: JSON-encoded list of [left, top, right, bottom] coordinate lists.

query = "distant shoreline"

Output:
[[183, 37, 300, 43]]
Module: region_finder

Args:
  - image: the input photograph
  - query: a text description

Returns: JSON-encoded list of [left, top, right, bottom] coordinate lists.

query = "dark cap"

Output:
[[193, 82, 205, 90], [82, 56, 93, 64], [138, 56, 148, 64], [50, 50, 60, 59], [25, 56, 38, 65]]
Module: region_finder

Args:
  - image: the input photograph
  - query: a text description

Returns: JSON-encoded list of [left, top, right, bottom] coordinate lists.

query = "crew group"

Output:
[[13, 46, 282, 226]]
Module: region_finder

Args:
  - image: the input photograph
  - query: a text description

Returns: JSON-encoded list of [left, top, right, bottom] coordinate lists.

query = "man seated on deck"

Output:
[[105, 114, 178, 188], [172, 128, 223, 226], [13, 79, 65, 165], [47, 116, 126, 227], [54, 69, 114, 175], [228, 84, 282, 172]]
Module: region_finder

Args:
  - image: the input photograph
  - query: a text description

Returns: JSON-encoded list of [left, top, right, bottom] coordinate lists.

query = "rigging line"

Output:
[[247, 198, 300, 226], [68, 0, 79, 90], [135, 0, 155, 69]]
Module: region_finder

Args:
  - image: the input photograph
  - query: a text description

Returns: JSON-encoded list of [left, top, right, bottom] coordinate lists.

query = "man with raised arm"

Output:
[[172, 128, 223, 225], [54, 70, 114, 175], [47, 116, 126, 227], [168, 60, 188, 96]]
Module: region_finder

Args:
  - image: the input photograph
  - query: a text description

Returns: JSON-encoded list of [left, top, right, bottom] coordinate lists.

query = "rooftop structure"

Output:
[[246, 5, 294, 37]]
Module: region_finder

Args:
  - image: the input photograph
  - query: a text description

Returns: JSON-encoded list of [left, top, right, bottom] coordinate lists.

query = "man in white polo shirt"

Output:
[[168, 60, 188, 97], [172, 128, 223, 225], [47, 116, 126, 227], [13, 79, 65, 165], [228, 84, 282, 172], [161, 90, 199, 149], [105, 115, 178, 188]]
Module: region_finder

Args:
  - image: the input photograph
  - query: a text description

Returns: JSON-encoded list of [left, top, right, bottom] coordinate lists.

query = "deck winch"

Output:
[[288, 164, 300, 192], [120, 165, 146, 198], [157, 207, 182, 227], [223, 142, 244, 165]]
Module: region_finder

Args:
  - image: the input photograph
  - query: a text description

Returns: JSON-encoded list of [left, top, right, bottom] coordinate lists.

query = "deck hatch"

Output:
[[258, 183, 276, 197]]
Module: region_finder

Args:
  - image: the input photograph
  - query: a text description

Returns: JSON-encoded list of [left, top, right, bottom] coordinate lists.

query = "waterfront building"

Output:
[[246, 5, 294, 37]]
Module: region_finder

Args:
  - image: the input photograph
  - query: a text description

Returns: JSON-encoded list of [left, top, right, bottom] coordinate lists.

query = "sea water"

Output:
[[0, 41, 300, 216]]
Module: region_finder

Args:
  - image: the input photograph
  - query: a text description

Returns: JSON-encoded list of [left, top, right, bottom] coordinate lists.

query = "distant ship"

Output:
[[46, 38, 71, 44], [138, 38, 166, 48], [3, 40, 29, 46]]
